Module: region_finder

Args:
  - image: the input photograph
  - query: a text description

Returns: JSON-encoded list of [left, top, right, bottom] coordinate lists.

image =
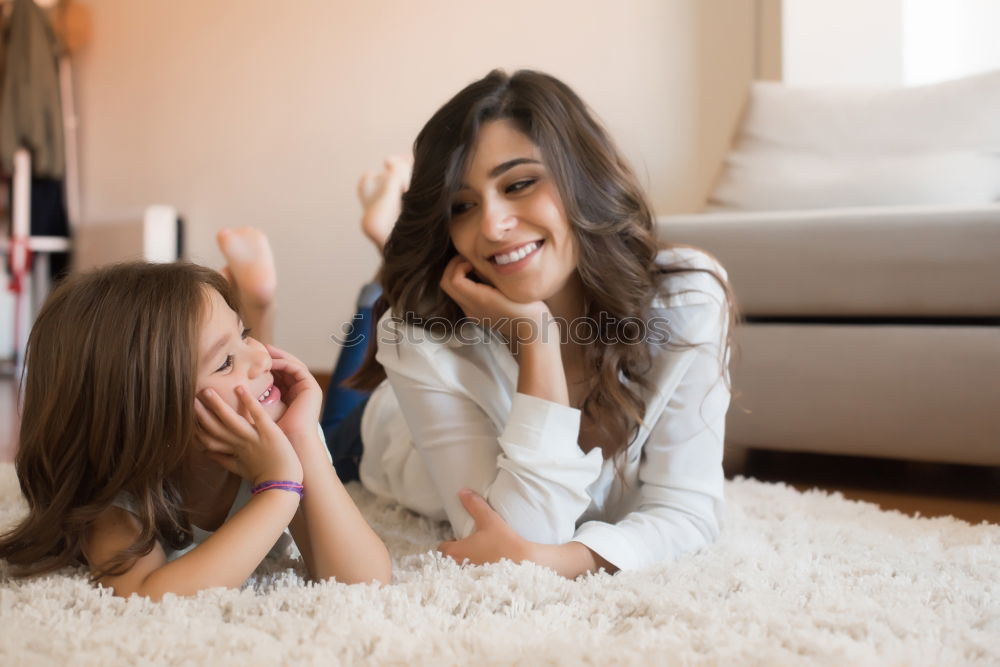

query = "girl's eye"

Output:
[[506, 178, 536, 194], [216, 355, 234, 373], [214, 328, 250, 373]]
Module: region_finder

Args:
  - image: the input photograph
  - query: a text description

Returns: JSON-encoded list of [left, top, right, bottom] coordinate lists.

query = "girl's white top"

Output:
[[111, 424, 329, 562], [113, 480, 294, 562], [360, 247, 731, 571]]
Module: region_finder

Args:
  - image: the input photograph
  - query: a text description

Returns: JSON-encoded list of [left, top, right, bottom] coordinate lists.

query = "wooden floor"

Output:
[[2, 374, 998, 525], [725, 447, 1000, 525]]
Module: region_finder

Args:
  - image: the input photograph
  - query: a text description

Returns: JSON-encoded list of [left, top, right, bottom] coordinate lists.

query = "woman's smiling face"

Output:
[[448, 120, 581, 310]]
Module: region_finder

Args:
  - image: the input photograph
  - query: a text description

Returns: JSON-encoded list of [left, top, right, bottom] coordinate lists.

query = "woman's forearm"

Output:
[[514, 319, 569, 406], [530, 541, 617, 578]]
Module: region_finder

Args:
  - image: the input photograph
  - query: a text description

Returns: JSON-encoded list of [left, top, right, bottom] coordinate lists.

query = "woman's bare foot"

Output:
[[357, 154, 412, 251], [217, 227, 277, 344]]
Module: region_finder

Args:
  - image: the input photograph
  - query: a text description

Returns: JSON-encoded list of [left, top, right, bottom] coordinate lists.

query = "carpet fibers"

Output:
[[1, 463, 997, 665]]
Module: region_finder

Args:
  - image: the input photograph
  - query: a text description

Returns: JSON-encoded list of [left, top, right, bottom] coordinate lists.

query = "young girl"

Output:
[[0, 236, 391, 599], [324, 69, 736, 577]]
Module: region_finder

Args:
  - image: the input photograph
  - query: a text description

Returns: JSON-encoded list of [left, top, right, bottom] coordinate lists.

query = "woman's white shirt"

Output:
[[359, 247, 731, 571]]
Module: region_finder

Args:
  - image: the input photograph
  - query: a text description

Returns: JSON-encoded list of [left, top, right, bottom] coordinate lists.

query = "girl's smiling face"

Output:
[[448, 119, 581, 310], [196, 288, 286, 421]]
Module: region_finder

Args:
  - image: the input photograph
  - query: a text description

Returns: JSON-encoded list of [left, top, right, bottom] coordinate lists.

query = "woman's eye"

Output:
[[216, 355, 234, 373], [505, 178, 536, 194], [241, 327, 251, 340], [450, 201, 474, 217]]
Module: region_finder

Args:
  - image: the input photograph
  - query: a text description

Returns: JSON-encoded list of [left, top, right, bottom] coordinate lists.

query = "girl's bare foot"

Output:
[[357, 154, 412, 252], [217, 227, 277, 343]]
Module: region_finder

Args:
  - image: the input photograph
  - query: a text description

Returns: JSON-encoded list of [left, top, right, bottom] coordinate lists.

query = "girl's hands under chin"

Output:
[[440, 255, 550, 344], [266, 344, 323, 443], [194, 386, 302, 486]]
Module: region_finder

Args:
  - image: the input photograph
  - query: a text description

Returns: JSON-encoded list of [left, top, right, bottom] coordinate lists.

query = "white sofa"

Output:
[[658, 71, 1000, 466]]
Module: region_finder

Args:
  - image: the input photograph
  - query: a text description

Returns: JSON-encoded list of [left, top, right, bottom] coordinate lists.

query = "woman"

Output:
[[326, 69, 736, 577]]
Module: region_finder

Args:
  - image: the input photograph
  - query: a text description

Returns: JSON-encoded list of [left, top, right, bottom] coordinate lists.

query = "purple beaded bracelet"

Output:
[[251, 480, 305, 498]]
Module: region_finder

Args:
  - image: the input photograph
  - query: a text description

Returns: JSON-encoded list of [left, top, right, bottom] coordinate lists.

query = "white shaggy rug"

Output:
[[1, 464, 998, 666]]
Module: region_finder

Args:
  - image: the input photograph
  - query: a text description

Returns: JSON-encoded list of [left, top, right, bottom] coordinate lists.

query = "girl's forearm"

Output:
[[131, 490, 299, 600], [292, 441, 391, 585]]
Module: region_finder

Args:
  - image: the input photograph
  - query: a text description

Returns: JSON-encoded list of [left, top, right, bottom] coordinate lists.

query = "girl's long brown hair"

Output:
[[350, 69, 738, 459], [0, 262, 238, 579]]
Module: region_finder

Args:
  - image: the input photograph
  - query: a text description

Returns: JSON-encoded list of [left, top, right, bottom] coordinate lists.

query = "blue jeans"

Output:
[[321, 283, 380, 481]]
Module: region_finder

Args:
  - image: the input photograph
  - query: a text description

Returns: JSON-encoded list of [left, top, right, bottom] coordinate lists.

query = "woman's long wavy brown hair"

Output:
[[350, 69, 738, 459], [0, 262, 238, 579]]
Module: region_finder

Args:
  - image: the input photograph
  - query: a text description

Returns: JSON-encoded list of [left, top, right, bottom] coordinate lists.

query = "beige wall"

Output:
[[754, 0, 783, 81], [783, 0, 904, 86], [73, 0, 756, 369], [782, 0, 1000, 88], [902, 0, 1000, 84]]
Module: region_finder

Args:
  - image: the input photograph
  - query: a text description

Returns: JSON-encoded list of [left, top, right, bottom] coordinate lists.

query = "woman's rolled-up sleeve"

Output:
[[376, 316, 604, 544]]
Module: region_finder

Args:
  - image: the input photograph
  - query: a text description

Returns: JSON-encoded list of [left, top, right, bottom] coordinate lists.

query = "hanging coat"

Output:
[[0, 0, 64, 179]]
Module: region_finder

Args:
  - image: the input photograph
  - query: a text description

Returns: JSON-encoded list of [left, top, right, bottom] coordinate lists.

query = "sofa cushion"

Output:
[[708, 70, 1000, 211], [711, 149, 1000, 211], [658, 204, 1000, 317], [726, 323, 1000, 465]]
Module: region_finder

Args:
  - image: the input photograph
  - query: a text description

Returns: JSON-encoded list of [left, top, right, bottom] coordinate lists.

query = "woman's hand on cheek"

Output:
[[266, 344, 322, 442], [440, 256, 550, 341], [437, 489, 533, 566]]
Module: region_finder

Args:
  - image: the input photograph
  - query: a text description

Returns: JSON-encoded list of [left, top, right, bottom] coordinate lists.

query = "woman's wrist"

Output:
[[514, 320, 569, 405], [528, 541, 613, 578], [509, 314, 559, 352]]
